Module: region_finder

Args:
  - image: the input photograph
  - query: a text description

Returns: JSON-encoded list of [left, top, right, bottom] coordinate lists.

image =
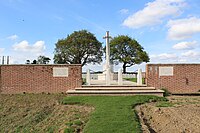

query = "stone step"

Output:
[[66, 89, 164, 97], [82, 84, 147, 88], [75, 87, 156, 91]]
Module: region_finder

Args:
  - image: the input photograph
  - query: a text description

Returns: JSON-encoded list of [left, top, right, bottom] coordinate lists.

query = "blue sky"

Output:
[[0, 0, 200, 72]]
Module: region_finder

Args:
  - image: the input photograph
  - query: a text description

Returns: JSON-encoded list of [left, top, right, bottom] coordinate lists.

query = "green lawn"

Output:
[[124, 78, 145, 84], [62, 95, 167, 133]]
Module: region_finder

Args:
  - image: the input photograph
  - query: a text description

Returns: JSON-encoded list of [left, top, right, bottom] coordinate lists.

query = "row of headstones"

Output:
[[86, 68, 143, 86]]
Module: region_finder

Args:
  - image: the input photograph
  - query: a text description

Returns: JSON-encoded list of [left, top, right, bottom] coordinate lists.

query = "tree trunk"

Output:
[[123, 63, 126, 73]]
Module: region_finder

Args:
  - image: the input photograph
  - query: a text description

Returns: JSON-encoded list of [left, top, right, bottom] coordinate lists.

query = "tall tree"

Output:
[[25, 60, 30, 64], [54, 30, 103, 66], [31, 60, 37, 64], [110, 35, 149, 73], [37, 55, 51, 64]]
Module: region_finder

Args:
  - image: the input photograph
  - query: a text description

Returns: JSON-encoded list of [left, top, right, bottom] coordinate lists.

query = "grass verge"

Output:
[[62, 95, 167, 133], [0, 94, 92, 133]]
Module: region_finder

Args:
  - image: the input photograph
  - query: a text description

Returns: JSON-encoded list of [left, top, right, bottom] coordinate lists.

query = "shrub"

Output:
[[161, 88, 171, 97], [82, 78, 86, 85]]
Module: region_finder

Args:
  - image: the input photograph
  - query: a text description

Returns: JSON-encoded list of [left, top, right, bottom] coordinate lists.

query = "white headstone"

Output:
[[137, 68, 142, 85], [118, 68, 123, 85], [86, 69, 91, 85]]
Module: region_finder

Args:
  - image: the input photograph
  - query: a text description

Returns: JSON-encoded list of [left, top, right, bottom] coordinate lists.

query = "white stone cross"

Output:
[[103, 31, 112, 85]]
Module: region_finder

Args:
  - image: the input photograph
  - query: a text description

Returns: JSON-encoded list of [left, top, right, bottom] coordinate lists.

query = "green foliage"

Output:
[[37, 55, 51, 64], [26, 55, 51, 64], [109, 35, 149, 73], [31, 60, 37, 64], [161, 88, 171, 97], [82, 78, 86, 85], [62, 96, 167, 133], [54, 30, 103, 66]]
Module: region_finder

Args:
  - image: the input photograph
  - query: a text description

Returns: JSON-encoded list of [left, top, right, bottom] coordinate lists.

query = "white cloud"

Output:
[[172, 41, 198, 50], [123, 0, 186, 29], [151, 53, 178, 60], [150, 53, 178, 63], [7, 35, 18, 40], [150, 50, 200, 63], [167, 17, 200, 40], [13, 40, 46, 55], [11, 40, 46, 64], [0, 48, 5, 53], [181, 50, 200, 58], [119, 9, 129, 14]]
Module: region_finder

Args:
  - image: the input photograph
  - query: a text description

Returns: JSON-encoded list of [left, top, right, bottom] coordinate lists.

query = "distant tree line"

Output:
[[26, 55, 51, 64]]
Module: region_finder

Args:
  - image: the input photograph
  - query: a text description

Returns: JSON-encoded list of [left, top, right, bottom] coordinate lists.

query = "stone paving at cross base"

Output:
[[88, 80, 138, 86]]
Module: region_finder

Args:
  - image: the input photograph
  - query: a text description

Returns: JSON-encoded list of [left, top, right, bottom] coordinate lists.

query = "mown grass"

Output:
[[124, 78, 145, 84], [62, 95, 167, 133]]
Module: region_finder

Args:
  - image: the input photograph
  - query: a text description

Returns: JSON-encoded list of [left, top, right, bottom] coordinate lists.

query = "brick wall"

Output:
[[146, 64, 200, 94], [0, 64, 82, 94]]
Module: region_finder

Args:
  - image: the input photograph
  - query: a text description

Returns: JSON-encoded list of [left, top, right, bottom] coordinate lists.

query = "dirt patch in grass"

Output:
[[136, 96, 200, 133], [0, 94, 93, 133]]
